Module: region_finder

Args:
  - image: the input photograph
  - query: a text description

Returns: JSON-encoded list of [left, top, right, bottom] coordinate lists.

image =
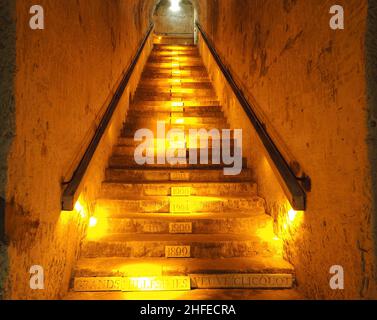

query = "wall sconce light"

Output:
[[170, 0, 181, 12]]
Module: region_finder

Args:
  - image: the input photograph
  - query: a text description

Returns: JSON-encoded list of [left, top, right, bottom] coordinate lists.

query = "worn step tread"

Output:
[[73, 256, 294, 277], [94, 210, 267, 220], [84, 232, 270, 243]]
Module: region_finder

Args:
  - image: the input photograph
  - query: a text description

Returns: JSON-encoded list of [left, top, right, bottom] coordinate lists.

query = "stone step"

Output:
[[112, 146, 239, 158], [124, 116, 227, 125], [116, 137, 235, 147], [73, 256, 294, 278], [139, 80, 213, 86], [80, 233, 280, 259], [134, 93, 218, 101], [136, 87, 215, 95], [141, 73, 210, 80], [151, 52, 200, 57], [123, 123, 229, 133], [108, 155, 247, 169], [153, 48, 199, 53], [142, 70, 209, 78], [127, 109, 224, 118], [105, 168, 253, 183], [131, 100, 221, 107], [140, 78, 213, 86], [95, 195, 265, 214], [146, 62, 205, 68], [89, 211, 271, 235], [146, 63, 204, 67], [121, 127, 238, 138], [153, 47, 199, 52], [128, 105, 222, 113], [100, 182, 257, 198]]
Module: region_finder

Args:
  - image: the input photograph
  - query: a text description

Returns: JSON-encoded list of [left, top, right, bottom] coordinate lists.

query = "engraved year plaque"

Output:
[[169, 222, 193, 234], [165, 246, 191, 258], [171, 186, 191, 196]]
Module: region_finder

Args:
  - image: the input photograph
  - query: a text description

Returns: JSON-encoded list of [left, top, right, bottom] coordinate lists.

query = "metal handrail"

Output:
[[61, 24, 154, 211], [196, 23, 309, 210]]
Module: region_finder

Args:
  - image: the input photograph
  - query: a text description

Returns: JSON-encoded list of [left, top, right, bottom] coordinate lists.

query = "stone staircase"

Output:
[[69, 44, 295, 298]]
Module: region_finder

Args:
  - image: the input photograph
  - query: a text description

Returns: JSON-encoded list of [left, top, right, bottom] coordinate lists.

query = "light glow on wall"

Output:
[[170, 0, 181, 12], [74, 201, 86, 219], [89, 216, 98, 227], [288, 209, 297, 222]]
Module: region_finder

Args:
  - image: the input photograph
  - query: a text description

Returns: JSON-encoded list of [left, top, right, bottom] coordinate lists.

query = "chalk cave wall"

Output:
[[3, 0, 153, 299], [153, 0, 195, 35], [196, 0, 377, 299]]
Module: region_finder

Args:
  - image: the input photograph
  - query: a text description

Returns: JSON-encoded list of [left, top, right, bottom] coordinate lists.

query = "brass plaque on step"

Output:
[[171, 186, 191, 196], [74, 277, 123, 292], [170, 172, 190, 181], [170, 197, 191, 213], [190, 274, 293, 289], [169, 222, 193, 234], [165, 245, 191, 258]]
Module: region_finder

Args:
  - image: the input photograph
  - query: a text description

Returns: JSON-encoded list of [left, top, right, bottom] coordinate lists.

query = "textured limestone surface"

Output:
[[196, 0, 377, 299], [0, 0, 16, 300], [154, 0, 195, 35], [3, 0, 154, 300], [2, 0, 377, 300]]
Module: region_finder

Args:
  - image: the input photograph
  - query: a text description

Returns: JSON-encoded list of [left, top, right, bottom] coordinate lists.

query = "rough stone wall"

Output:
[[366, 0, 377, 284], [0, 0, 16, 300], [197, 0, 377, 299], [154, 0, 194, 35], [3, 0, 153, 299]]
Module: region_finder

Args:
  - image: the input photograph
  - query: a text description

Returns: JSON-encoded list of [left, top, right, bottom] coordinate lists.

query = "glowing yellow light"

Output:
[[172, 70, 181, 75], [170, 0, 181, 12], [89, 216, 98, 227], [75, 201, 86, 218], [273, 236, 280, 241], [171, 101, 184, 107], [174, 118, 185, 124], [288, 209, 297, 222], [172, 63, 180, 68]]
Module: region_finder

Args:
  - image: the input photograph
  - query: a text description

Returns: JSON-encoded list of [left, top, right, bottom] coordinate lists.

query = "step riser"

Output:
[[91, 216, 272, 235], [123, 125, 230, 134], [121, 130, 240, 139], [131, 101, 220, 107], [73, 256, 294, 279], [136, 88, 215, 95], [80, 240, 277, 259], [96, 197, 265, 214], [146, 64, 206, 69], [100, 183, 255, 198], [105, 169, 253, 183], [113, 146, 238, 156], [124, 119, 227, 127], [127, 111, 224, 118], [116, 138, 235, 148], [134, 95, 218, 101], [108, 158, 247, 169]]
